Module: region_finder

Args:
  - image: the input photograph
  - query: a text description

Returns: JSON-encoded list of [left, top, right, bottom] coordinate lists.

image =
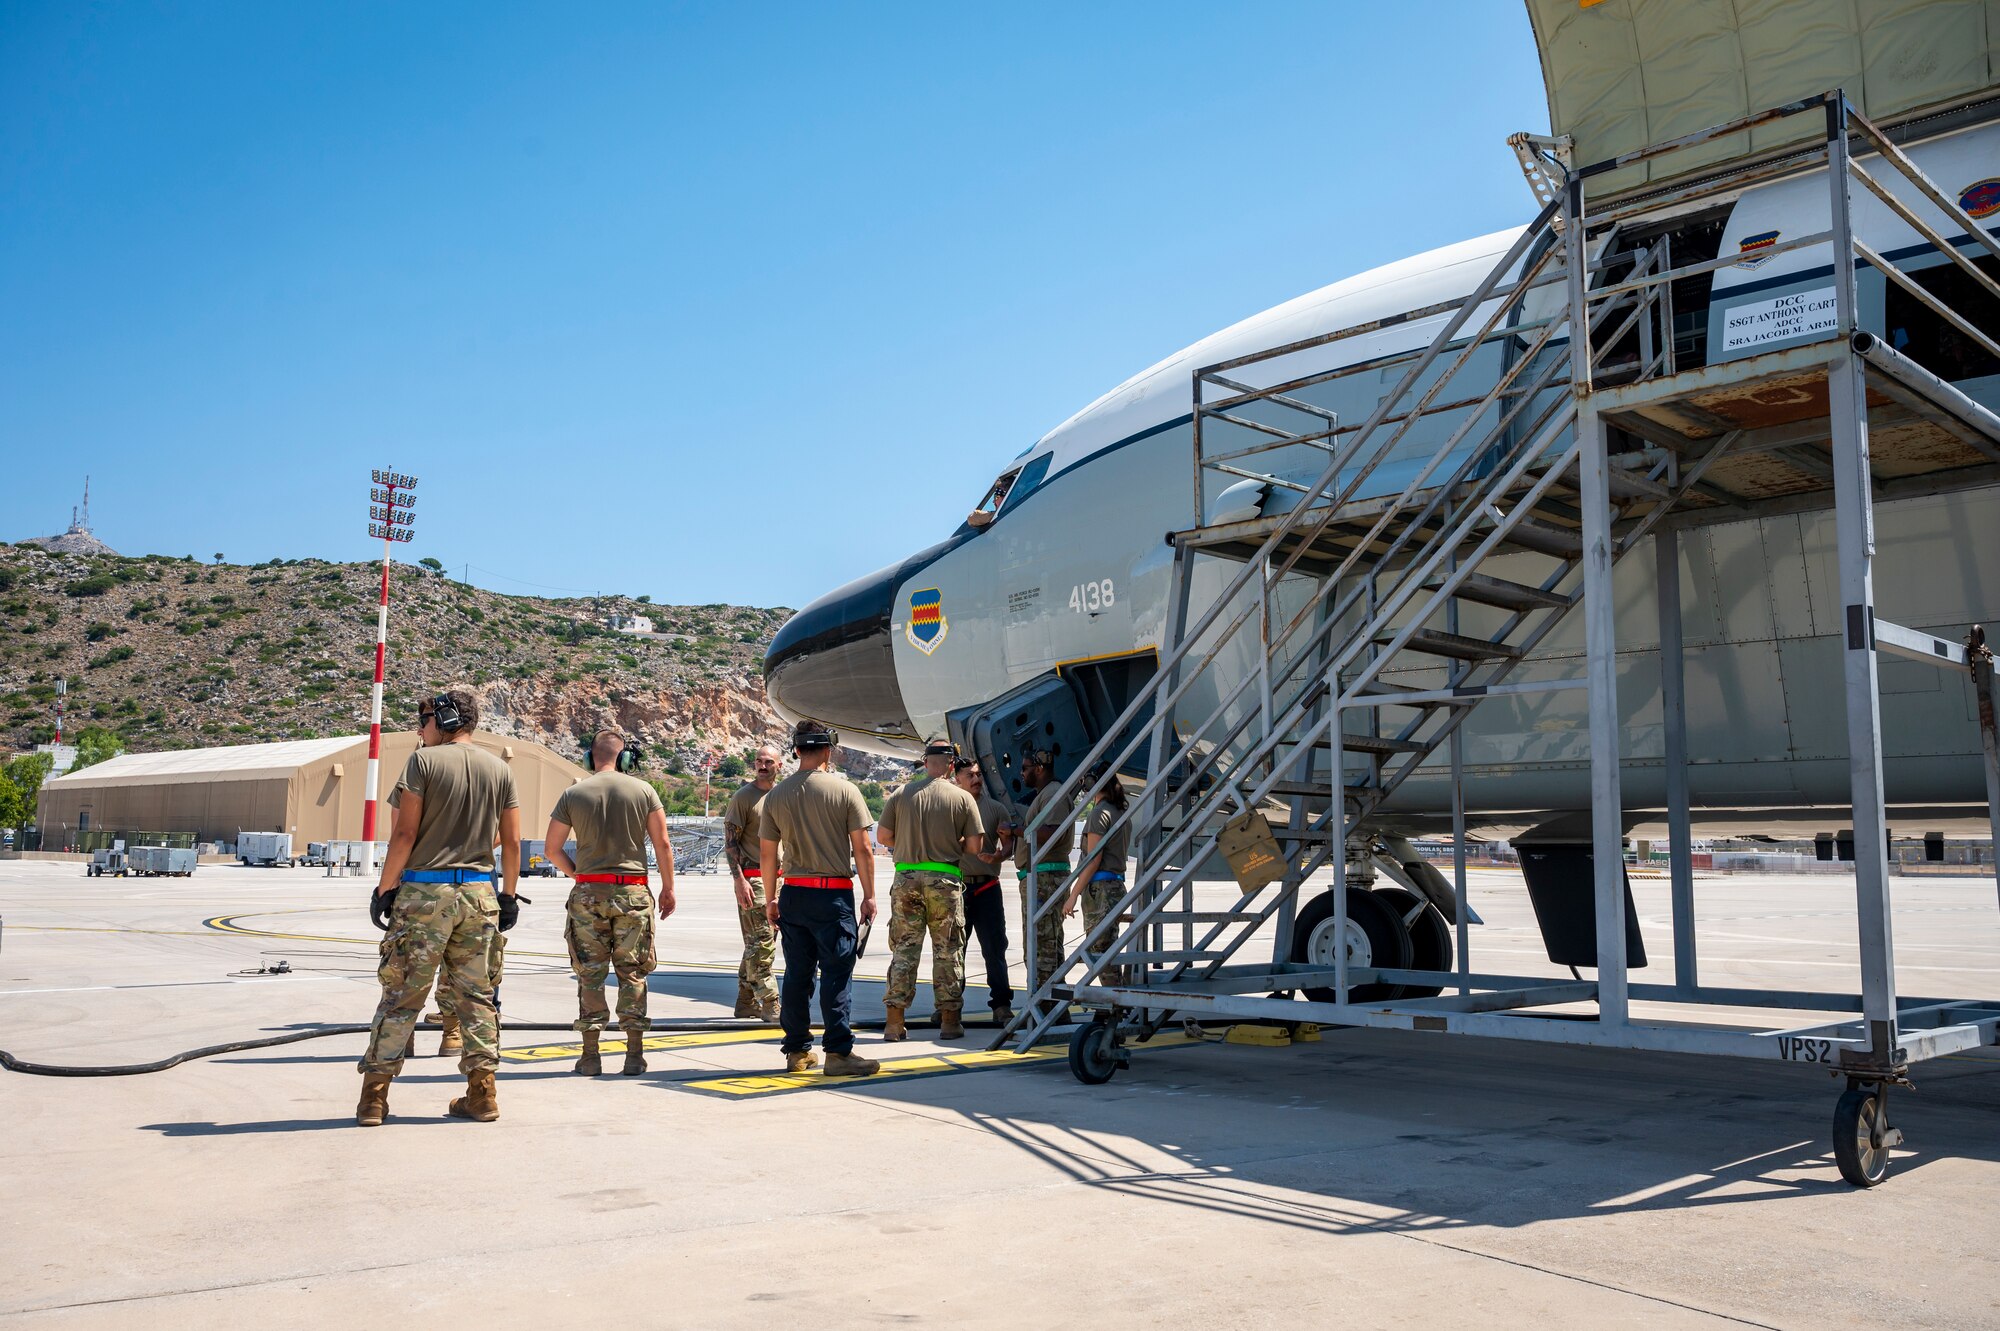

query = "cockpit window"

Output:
[[966, 454, 1053, 530], [1000, 453, 1051, 512]]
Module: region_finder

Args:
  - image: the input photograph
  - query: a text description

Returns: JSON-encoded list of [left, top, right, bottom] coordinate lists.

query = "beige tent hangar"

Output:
[[38, 733, 582, 845], [1525, 0, 2000, 193]]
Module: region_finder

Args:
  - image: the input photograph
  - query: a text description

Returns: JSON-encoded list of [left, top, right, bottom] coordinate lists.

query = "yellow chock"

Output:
[[1289, 1022, 1322, 1043], [1225, 1024, 1292, 1047]]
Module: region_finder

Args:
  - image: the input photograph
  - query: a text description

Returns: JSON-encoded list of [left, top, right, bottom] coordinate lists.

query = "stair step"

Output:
[[1374, 629, 1525, 662], [1430, 572, 1572, 612], [1495, 519, 1583, 556], [1107, 950, 1223, 965], [1152, 910, 1262, 923]]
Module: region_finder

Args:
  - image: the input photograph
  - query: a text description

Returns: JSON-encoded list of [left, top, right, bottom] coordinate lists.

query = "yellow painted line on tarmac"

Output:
[[503, 1027, 786, 1061], [682, 1030, 1201, 1098]]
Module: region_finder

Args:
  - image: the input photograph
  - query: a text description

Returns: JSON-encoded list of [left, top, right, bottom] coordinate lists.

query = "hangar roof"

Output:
[[45, 736, 364, 789]]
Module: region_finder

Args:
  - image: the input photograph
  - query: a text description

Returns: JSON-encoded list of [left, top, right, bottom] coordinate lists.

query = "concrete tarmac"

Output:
[[2, 859, 1997, 1329]]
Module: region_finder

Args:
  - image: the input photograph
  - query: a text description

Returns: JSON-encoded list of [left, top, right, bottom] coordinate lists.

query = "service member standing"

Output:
[[876, 738, 984, 1041], [952, 756, 1018, 1024], [759, 719, 881, 1077], [1013, 748, 1076, 1001], [357, 689, 521, 1126], [721, 744, 783, 1021], [547, 730, 678, 1078], [1064, 762, 1132, 983]]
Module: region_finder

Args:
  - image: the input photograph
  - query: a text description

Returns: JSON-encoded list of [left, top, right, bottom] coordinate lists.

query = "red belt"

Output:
[[783, 875, 854, 889], [742, 868, 762, 878], [965, 875, 1000, 895], [575, 873, 648, 886]]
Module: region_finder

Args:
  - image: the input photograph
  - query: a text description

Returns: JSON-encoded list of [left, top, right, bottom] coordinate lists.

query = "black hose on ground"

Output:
[[0, 1015, 1006, 1077]]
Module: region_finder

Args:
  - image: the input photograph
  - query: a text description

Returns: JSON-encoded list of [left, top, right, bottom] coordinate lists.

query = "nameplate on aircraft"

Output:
[[1719, 287, 1837, 353]]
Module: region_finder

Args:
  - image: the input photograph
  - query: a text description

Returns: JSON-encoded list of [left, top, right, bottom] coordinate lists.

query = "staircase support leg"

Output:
[[1658, 528, 1698, 993]]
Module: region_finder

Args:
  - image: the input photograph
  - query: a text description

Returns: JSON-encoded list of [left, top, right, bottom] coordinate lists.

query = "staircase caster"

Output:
[[1068, 1020, 1124, 1086], [1833, 1080, 1900, 1188], [1291, 887, 1413, 1004], [1372, 886, 1451, 999]]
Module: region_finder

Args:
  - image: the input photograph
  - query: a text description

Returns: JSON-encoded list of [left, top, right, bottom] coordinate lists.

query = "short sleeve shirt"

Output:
[[550, 770, 663, 876], [389, 743, 520, 872], [1013, 782, 1077, 869], [723, 781, 770, 871], [1085, 801, 1132, 878], [762, 768, 872, 878], [960, 792, 1012, 880], [883, 775, 981, 866]]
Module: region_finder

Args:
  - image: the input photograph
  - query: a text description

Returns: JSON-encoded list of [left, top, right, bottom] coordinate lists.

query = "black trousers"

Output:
[[777, 885, 857, 1055], [962, 877, 1011, 1006]]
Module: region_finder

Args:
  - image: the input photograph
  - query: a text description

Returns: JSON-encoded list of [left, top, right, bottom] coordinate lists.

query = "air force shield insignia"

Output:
[[906, 588, 947, 654]]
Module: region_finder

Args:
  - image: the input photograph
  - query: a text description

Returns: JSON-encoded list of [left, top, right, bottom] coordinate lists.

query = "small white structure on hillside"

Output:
[[606, 613, 656, 635]]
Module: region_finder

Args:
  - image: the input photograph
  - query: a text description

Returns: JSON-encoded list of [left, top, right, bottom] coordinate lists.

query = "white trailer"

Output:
[[237, 832, 294, 867]]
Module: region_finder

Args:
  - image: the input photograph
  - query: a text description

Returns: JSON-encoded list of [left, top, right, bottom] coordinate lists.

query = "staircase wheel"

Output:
[[1290, 887, 1413, 1005], [1372, 886, 1451, 999], [1833, 1084, 1893, 1188], [1068, 1021, 1120, 1086]]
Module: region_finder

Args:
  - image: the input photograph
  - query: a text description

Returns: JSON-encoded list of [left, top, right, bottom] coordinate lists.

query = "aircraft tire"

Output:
[[1291, 887, 1412, 1005], [1371, 886, 1450, 999]]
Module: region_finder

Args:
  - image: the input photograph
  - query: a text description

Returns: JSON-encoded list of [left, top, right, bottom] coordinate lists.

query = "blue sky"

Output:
[[0, 3, 1549, 609]]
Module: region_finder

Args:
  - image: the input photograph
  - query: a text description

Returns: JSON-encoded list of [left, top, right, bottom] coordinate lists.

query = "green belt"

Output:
[[895, 861, 962, 876], [1017, 862, 1070, 877]]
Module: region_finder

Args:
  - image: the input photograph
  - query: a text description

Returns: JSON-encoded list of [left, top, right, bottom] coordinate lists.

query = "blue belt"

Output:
[[1091, 872, 1125, 883], [401, 869, 493, 884]]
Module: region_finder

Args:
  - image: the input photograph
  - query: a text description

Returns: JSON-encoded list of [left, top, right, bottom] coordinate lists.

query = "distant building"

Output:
[[606, 613, 656, 635], [38, 732, 581, 845]]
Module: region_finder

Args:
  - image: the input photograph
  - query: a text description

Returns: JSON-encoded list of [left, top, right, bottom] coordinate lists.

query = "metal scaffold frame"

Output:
[[991, 91, 2000, 1186]]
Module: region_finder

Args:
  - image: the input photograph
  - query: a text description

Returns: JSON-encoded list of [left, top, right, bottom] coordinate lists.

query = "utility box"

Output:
[[130, 845, 198, 878], [301, 842, 331, 867], [88, 848, 127, 877], [237, 832, 294, 867]]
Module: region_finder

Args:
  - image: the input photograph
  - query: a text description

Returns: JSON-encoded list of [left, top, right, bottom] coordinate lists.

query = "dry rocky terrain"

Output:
[[0, 544, 805, 771]]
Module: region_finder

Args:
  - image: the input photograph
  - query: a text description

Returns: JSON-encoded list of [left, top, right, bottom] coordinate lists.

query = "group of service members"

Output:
[[354, 697, 1125, 1126]]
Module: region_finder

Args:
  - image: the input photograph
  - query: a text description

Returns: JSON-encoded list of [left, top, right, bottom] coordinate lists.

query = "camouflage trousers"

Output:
[[737, 876, 777, 1004], [884, 870, 965, 1008], [360, 882, 500, 1077], [1018, 870, 1068, 990], [566, 884, 657, 1032], [1081, 876, 1128, 984], [429, 930, 506, 1019]]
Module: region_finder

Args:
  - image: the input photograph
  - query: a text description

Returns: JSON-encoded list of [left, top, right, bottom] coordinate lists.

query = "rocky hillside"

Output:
[[0, 543, 804, 769]]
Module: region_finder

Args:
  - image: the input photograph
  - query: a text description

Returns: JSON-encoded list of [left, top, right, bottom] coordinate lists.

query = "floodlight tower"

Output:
[[363, 469, 418, 873]]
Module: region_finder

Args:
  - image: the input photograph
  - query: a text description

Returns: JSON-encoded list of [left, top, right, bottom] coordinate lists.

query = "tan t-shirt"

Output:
[[1085, 800, 1132, 877], [389, 743, 520, 873], [550, 769, 663, 876], [723, 781, 770, 872], [879, 774, 982, 867], [959, 792, 1011, 880], [1013, 782, 1076, 869], [762, 768, 872, 878]]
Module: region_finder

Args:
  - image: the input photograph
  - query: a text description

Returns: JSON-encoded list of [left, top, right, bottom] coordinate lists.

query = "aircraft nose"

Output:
[[764, 561, 917, 748]]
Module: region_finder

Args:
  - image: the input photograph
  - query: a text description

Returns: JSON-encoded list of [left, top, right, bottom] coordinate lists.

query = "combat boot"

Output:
[[355, 1073, 392, 1127], [939, 1005, 965, 1040], [785, 1050, 819, 1073], [883, 1004, 908, 1041], [621, 1031, 647, 1077], [823, 1049, 881, 1077], [447, 1069, 500, 1122], [755, 994, 780, 1023], [574, 1029, 602, 1076], [992, 1003, 1015, 1025], [437, 1013, 463, 1057], [733, 981, 757, 1019]]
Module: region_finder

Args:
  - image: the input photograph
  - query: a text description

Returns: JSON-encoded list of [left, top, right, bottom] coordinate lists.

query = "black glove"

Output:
[[498, 892, 529, 932], [369, 887, 399, 932]]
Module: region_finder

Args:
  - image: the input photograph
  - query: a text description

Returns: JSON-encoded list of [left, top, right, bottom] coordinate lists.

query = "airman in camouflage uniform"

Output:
[[422, 930, 506, 1057], [1013, 749, 1076, 1005], [722, 745, 783, 1020], [547, 730, 677, 1077], [357, 689, 522, 1127], [876, 738, 984, 1040]]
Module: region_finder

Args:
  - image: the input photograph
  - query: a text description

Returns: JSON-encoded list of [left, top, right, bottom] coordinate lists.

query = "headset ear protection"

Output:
[[429, 693, 465, 733], [582, 732, 645, 774], [793, 720, 838, 752]]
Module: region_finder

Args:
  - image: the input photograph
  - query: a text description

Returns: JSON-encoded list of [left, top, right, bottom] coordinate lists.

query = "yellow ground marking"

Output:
[[683, 1030, 1201, 1097], [503, 1027, 786, 1061]]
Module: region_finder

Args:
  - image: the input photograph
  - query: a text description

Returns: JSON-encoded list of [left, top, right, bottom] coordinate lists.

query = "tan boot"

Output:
[[824, 1049, 881, 1077], [992, 1003, 1015, 1025], [785, 1049, 819, 1073], [447, 1069, 499, 1121], [939, 1005, 965, 1041], [574, 1030, 602, 1076], [437, 1014, 463, 1057], [355, 1073, 392, 1127], [733, 981, 757, 1019], [621, 1031, 647, 1077], [883, 1004, 908, 1041], [755, 994, 780, 1023]]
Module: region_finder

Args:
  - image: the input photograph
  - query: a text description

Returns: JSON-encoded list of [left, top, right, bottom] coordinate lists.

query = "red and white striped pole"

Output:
[[364, 470, 418, 873]]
